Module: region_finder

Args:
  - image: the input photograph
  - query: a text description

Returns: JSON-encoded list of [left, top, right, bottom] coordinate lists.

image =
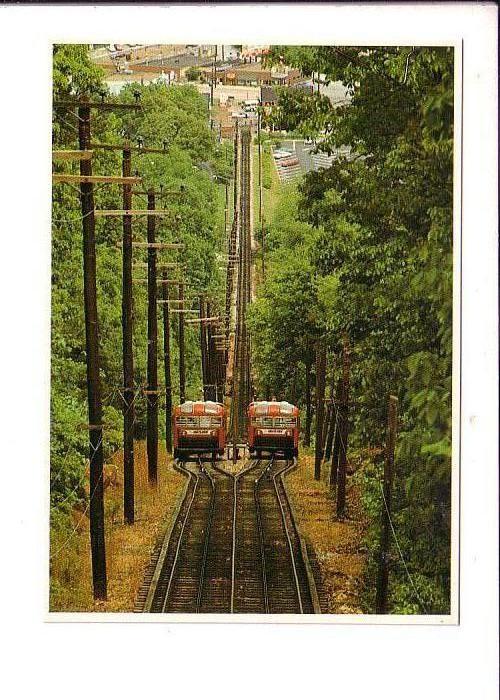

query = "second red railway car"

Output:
[[247, 401, 300, 458], [173, 401, 226, 459]]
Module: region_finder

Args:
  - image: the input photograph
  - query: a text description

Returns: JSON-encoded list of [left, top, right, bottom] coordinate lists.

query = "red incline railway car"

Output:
[[247, 401, 300, 459], [173, 401, 226, 459]]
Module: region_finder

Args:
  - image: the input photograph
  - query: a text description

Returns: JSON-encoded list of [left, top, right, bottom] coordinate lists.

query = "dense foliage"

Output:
[[51, 46, 229, 515], [250, 46, 453, 613]]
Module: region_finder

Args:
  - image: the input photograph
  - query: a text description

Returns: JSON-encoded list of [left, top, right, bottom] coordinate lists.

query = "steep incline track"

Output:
[[143, 458, 316, 614], [229, 126, 253, 445], [141, 128, 316, 615]]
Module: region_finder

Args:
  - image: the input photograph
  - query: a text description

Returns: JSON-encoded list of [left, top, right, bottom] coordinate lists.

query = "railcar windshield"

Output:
[[251, 417, 296, 427], [176, 416, 223, 427]]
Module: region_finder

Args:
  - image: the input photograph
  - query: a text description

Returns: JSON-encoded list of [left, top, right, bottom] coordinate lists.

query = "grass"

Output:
[[285, 450, 368, 614], [252, 139, 282, 287], [252, 140, 282, 225], [49, 441, 185, 612]]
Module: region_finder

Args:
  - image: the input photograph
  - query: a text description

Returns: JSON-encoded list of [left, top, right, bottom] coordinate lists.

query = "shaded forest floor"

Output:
[[285, 451, 368, 614], [50, 442, 185, 612]]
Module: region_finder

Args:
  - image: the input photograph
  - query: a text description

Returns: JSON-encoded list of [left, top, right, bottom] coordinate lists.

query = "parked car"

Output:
[[273, 149, 294, 160]]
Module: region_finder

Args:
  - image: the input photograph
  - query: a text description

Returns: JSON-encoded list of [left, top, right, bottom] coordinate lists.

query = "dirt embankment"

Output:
[[50, 442, 185, 612], [285, 453, 367, 614]]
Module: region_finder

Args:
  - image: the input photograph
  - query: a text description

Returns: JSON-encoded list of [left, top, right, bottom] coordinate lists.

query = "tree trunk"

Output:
[[304, 360, 312, 447], [314, 342, 326, 480]]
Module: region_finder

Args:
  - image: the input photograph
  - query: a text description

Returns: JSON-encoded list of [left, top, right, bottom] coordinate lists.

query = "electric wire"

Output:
[[379, 482, 428, 613]]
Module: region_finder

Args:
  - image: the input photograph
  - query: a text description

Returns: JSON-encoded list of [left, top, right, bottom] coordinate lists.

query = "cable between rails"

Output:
[[196, 459, 217, 613], [253, 458, 271, 613], [230, 458, 263, 613]]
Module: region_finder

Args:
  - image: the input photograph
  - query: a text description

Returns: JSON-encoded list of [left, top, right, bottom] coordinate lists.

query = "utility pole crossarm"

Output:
[[168, 309, 200, 313], [90, 142, 168, 155], [53, 174, 141, 185], [130, 242, 185, 249], [52, 150, 93, 161], [54, 100, 142, 111], [95, 210, 176, 217], [184, 316, 220, 323], [133, 190, 184, 197], [134, 262, 182, 269], [156, 299, 194, 305]]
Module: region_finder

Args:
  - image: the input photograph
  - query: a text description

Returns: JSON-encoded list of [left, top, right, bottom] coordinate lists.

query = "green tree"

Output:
[[185, 67, 202, 82], [253, 46, 453, 613], [51, 51, 230, 523]]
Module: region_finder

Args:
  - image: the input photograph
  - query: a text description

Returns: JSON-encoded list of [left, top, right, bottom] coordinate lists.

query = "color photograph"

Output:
[[50, 42, 456, 617]]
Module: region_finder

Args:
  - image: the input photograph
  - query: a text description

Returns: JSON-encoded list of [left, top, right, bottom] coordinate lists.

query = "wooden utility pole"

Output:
[[161, 270, 173, 454], [206, 300, 216, 402], [314, 342, 327, 480], [205, 301, 213, 401], [304, 359, 312, 447], [54, 97, 142, 600], [329, 377, 342, 486], [122, 146, 135, 523], [178, 282, 186, 403], [336, 335, 351, 518], [376, 395, 399, 614], [146, 190, 158, 484], [78, 100, 107, 600], [199, 296, 208, 399], [324, 371, 336, 462]]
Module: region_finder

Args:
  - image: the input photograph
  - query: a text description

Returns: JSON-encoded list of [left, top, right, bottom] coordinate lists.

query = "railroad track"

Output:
[[229, 126, 252, 444], [140, 130, 317, 615], [141, 457, 317, 614]]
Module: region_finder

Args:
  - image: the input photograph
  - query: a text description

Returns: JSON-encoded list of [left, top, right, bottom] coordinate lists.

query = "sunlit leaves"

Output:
[[259, 46, 454, 613]]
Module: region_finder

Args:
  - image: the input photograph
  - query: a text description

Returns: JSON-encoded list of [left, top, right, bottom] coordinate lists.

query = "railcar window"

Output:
[[252, 417, 284, 427], [274, 417, 296, 427], [177, 416, 222, 427], [176, 416, 200, 427]]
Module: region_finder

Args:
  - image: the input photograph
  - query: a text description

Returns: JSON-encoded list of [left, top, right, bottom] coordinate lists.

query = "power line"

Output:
[[379, 482, 428, 613]]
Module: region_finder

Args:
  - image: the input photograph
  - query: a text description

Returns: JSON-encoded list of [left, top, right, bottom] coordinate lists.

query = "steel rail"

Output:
[[141, 460, 193, 612], [195, 458, 217, 612], [160, 460, 202, 613], [272, 459, 304, 614]]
